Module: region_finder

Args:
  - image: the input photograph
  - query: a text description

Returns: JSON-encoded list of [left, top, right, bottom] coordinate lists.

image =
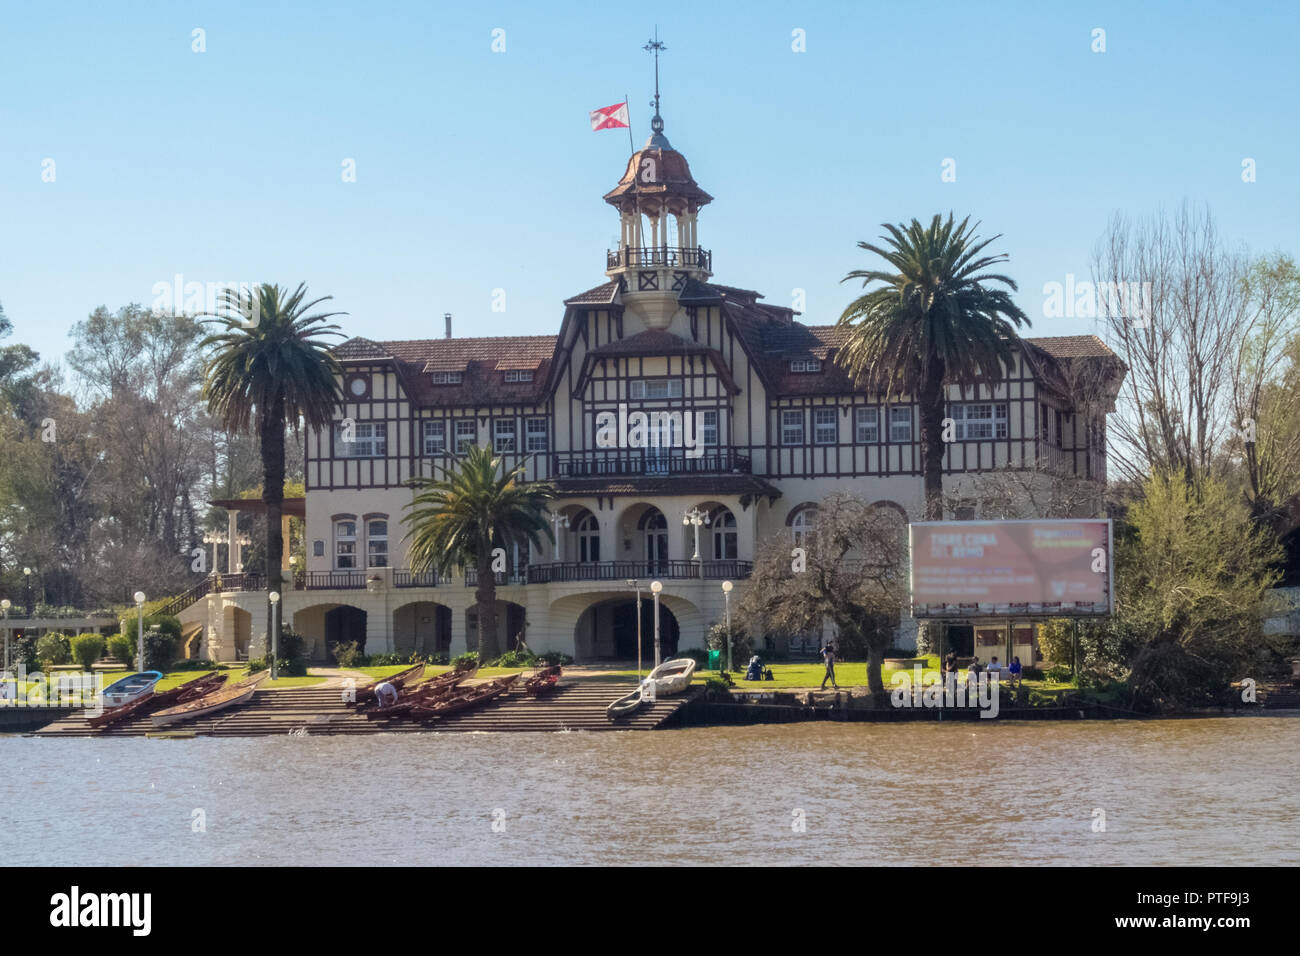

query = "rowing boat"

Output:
[[360, 664, 479, 716], [349, 662, 425, 707], [89, 671, 227, 729], [607, 684, 647, 721], [409, 674, 519, 721], [523, 664, 562, 696], [150, 671, 268, 727], [646, 657, 697, 696], [99, 671, 163, 709]]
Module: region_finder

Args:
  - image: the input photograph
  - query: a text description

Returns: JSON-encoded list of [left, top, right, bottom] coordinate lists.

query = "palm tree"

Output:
[[838, 214, 1030, 520], [200, 283, 345, 641], [405, 445, 553, 660]]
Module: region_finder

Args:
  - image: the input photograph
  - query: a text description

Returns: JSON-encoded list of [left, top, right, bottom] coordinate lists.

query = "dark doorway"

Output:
[[325, 605, 368, 656], [611, 599, 679, 660], [945, 624, 974, 657]]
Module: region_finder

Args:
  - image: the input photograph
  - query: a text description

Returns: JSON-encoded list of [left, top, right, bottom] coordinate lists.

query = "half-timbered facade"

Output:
[[187, 113, 1125, 664]]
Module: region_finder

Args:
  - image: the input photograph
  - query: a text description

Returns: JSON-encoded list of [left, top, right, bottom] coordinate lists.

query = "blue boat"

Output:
[[100, 671, 163, 708]]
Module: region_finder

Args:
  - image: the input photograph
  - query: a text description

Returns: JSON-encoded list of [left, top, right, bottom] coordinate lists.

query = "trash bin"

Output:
[[707, 649, 722, 671]]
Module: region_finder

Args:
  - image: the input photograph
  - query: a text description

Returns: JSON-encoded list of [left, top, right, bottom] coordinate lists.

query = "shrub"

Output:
[[35, 633, 71, 668], [452, 651, 480, 669], [171, 658, 218, 670], [12, 634, 39, 671], [1021, 666, 1045, 681], [535, 651, 572, 666], [106, 634, 135, 669], [142, 627, 178, 671], [704, 674, 734, 700], [70, 634, 106, 670], [118, 612, 182, 648], [1035, 619, 1072, 664], [706, 621, 753, 666], [331, 641, 364, 668], [487, 649, 537, 668], [417, 652, 450, 666], [366, 652, 407, 666], [1044, 664, 1074, 683]]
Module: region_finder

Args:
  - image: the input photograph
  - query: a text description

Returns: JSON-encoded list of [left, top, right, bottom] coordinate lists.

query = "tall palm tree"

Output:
[[405, 445, 553, 660], [838, 214, 1030, 520], [200, 283, 345, 643]]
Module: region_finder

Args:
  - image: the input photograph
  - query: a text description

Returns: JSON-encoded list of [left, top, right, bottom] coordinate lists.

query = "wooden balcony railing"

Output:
[[552, 449, 750, 479], [293, 570, 367, 591], [606, 246, 711, 271]]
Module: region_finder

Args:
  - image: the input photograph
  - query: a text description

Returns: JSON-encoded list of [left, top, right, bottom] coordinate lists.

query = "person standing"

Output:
[[820, 641, 839, 690]]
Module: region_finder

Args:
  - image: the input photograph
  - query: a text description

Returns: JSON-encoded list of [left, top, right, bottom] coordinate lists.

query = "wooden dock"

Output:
[[32, 680, 697, 737]]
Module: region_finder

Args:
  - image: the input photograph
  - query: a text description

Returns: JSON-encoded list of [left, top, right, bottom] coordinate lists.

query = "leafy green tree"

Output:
[[200, 284, 344, 634], [405, 446, 553, 660], [70, 633, 106, 670], [1118, 472, 1283, 710], [837, 215, 1030, 519]]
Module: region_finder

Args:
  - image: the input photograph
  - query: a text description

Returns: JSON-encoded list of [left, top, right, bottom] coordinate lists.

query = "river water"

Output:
[[5, 716, 1297, 866]]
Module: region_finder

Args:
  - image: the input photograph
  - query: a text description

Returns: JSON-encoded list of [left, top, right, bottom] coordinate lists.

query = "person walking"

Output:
[[820, 640, 839, 690]]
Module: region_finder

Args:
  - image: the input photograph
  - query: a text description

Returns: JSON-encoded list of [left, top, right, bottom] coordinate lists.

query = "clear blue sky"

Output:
[[2, 0, 1297, 370]]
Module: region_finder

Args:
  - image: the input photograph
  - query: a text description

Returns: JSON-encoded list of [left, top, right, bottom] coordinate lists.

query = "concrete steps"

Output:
[[33, 680, 695, 736]]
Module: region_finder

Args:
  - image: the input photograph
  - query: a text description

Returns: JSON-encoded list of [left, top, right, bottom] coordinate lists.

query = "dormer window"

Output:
[[790, 359, 822, 373], [629, 378, 683, 399], [431, 370, 462, 385], [503, 369, 534, 383]]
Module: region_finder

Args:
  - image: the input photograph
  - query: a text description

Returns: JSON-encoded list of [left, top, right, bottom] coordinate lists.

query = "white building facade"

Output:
[[183, 117, 1124, 664]]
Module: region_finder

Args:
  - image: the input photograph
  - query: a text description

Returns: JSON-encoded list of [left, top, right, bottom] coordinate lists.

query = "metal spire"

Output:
[[643, 29, 670, 147]]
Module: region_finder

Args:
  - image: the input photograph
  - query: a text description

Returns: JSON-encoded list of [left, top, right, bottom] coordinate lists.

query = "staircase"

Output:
[[34, 680, 696, 737]]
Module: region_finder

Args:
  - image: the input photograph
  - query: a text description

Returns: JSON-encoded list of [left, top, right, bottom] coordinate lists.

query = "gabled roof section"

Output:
[[334, 336, 389, 359], [564, 280, 622, 307], [577, 329, 740, 395]]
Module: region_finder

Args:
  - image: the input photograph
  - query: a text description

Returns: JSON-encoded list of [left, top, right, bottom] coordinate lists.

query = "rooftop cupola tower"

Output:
[[603, 32, 713, 329]]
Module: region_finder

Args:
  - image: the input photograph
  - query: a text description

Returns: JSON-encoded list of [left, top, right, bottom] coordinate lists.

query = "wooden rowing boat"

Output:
[[408, 674, 519, 721], [523, 664, 562, 696], [89, 671, 227, 729], [359, 664, 478, 716], [350, 662, 425, 707], [150, 671, 267, 728]]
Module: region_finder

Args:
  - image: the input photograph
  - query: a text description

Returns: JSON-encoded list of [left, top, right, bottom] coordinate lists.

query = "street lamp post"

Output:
[[650, 580, 663, 668], [202, 531, 227, 578], [269, 591, 281, 680], [682, 507, 710, 563], [721, 580, 734, 672], [23, 567, 32, 616], [1, 599, 10, 672], [133, 591, 146, 672]]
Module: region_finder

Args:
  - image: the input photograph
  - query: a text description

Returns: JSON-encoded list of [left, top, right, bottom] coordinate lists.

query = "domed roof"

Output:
[[604, 135, 713, 212]]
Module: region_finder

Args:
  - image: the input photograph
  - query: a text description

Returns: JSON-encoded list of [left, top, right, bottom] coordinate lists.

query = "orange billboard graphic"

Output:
[[909, 519, 1113, 618]]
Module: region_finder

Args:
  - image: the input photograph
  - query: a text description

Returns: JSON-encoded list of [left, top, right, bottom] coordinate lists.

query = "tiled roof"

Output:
[[564, 281, 622, 306], [333, 334, 557, 406], [583, 330, 740, 393], [1024, 335, 1116, 360]]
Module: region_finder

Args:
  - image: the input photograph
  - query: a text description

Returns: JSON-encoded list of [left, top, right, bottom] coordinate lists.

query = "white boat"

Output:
[[646, 657, 697, 696], [100, 671, 162, 708], [607, 684, 647, 721], [150, 671, 267, 727]]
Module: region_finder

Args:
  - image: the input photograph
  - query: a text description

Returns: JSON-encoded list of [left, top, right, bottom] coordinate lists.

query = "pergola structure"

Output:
[[208, 497, 306, 574]]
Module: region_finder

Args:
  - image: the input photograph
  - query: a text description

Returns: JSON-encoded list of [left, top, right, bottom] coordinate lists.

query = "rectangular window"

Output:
[[855, 406, 879, 443], [790, 359, 822, 373], [503, 369, 534, 383], [952, 403, 1008, 440], [431, 371, 463, 385], [628, 378, 683, 399], [813, 407, 837, 445], [455, 419, 477, 453], [700, 410, 719, 446], [422, 419, 445, 456], [889, 407, 912, 442], [781, 409, 804, 446], [525, 417, 548, 452], [334, 422, 386, 458], [1040, 403, 1050, 443], [366, 519, 388, 568], [493, 418, 516, 453], [335, 520, 356, 569]]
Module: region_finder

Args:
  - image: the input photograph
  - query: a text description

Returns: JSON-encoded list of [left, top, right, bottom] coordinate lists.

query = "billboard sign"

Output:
[[909, 519, 1113, 618]]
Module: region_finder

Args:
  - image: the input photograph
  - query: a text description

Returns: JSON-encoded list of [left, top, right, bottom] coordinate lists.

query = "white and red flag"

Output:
[[589, 102, 630, 131]]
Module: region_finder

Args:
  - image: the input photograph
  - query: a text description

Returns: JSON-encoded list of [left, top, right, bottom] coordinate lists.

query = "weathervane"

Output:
[[644, 28, 667, 135]]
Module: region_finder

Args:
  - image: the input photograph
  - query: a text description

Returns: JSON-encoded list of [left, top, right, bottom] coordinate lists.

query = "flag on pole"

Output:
[[589, 102, 630, 131]]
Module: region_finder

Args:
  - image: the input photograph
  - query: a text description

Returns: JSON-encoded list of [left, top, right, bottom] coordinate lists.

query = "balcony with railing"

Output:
[[552, 449, 750, 479], [528, 560, 751, 583], [606, 245, 711, 272]]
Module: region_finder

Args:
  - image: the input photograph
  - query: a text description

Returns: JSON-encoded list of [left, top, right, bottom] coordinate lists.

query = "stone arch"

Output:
[[392, 600, 452, 658], [292, 602, 368, 662]]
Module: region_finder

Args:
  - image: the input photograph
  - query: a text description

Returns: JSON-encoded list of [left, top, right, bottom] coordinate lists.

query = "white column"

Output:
[[226, 511, 239, 574]]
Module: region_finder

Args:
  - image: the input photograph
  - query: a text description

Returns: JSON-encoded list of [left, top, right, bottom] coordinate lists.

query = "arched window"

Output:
[[639, 508, 669, 570], [791, 507, 818, 551], [575, 511, 601, 563], [711, 509, 737, 560], [366, 518, 388, 568], [334, 519, 357, 569]]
